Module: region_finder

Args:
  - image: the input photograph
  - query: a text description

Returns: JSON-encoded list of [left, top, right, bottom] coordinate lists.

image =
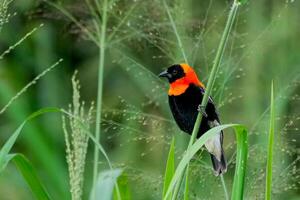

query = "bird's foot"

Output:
[[197, 105, 208, 118]]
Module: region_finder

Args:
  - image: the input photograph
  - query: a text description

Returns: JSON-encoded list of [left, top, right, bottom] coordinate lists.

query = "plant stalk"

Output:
[[171, 1, 240, 199], [92, 0, 108, 195], [221, 175, 229, 200]]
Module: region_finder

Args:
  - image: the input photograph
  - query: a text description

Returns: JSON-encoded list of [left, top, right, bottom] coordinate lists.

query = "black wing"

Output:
[[168, 84, 221, 137]]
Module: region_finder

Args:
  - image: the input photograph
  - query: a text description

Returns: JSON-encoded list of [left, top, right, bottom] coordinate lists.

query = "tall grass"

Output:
[[1, 0, 300, 199], [163, 125, 248, 200]]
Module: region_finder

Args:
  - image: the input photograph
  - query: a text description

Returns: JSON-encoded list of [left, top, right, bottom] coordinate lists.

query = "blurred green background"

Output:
[[0, 0, 300, 199]]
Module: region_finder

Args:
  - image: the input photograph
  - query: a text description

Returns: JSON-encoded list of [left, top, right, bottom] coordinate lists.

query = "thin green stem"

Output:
[[171, 1, 240, 199], [189, 1, 239, 146], [92, 0, 108, 196], [84, 0, 100, 22], [221, 175, 229, 200], [46, 1, 98, 45], [163, 0, 188, 63]]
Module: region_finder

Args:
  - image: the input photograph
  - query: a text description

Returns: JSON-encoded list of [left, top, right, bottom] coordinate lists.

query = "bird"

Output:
[[158, 63, 227, 175]]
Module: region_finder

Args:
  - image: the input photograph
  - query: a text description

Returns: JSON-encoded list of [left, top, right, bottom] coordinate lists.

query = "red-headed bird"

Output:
[[159, 63, 227, 175]]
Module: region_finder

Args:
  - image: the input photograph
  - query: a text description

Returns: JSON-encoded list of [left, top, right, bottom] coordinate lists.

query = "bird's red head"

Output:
[[159, 63, 205, 96]]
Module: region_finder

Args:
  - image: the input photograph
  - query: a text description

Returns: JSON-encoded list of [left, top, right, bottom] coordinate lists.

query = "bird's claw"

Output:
[[197, 105, 208, 118]]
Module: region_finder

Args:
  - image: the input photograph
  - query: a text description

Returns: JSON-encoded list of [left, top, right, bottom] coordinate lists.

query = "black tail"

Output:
[[210, 150, 227, 176]]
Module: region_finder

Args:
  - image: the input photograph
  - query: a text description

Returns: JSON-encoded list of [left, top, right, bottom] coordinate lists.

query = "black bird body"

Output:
[[159, 64, 227, 175], [168, 84, 218, 136]]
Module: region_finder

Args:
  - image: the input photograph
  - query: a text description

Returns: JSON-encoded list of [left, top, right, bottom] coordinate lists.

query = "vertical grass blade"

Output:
[[113, 173, 131, 200], [231, 127, 248, 200], [164, 124, 248, 200], [221, 175, 229, 200], [163, 137, 175, 200], [265, 82, 275, 200], [93, 0, 108, 191]]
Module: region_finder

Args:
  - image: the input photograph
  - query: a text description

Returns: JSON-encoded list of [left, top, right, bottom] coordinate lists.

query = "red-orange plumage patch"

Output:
[[168, 64, 205, 96]]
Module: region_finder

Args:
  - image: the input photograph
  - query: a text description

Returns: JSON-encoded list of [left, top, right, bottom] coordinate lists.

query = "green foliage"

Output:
[[265, 82, 275, 200], [231, 127, 248, 200], [12, 154, 52, 200], [113, 173, 131, 200], [0, 108, 61, 200], [1, 0, 300, 199], [163, 137, 175, 200], [164, 124, 248, 200], [0, 108, 60, 172]]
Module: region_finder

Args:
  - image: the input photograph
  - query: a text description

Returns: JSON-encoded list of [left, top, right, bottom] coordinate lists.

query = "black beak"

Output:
[[158, 70, 170, 78]]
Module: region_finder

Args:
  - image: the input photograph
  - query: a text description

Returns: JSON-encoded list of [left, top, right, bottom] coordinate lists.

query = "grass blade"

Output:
[[163, 137, 175, 200], [231, 127, 248, 200], [113, 173, 131, 200], [0, 108, 62, 199], [265, 82, 275, 200], [12, 154, 52, 200], [0, 108, 60, 172], [164, 124, 248, 200], [0, 122, 25, 171], [221, 175, 229, 200]]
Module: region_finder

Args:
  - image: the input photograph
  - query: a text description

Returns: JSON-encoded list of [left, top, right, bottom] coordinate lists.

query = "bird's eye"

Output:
[[173, 70, 178, 75]]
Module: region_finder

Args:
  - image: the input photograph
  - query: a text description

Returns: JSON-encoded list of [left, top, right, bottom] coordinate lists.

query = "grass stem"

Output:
[[92, 0, 108, 196], [221, 175, 229, 200]]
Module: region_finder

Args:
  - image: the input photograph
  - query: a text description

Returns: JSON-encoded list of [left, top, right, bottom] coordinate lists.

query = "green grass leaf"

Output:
[[113, 173, 131, 200], [11, 154, 52, 200], [0, 107, 60, 172], [0, 121, 25, 172], [0, 108, 61, 199], [163, 124, 248, 200], [163, 137, 175, 200], [231, 126, 248, 200], [265, 82, 275, 200]]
